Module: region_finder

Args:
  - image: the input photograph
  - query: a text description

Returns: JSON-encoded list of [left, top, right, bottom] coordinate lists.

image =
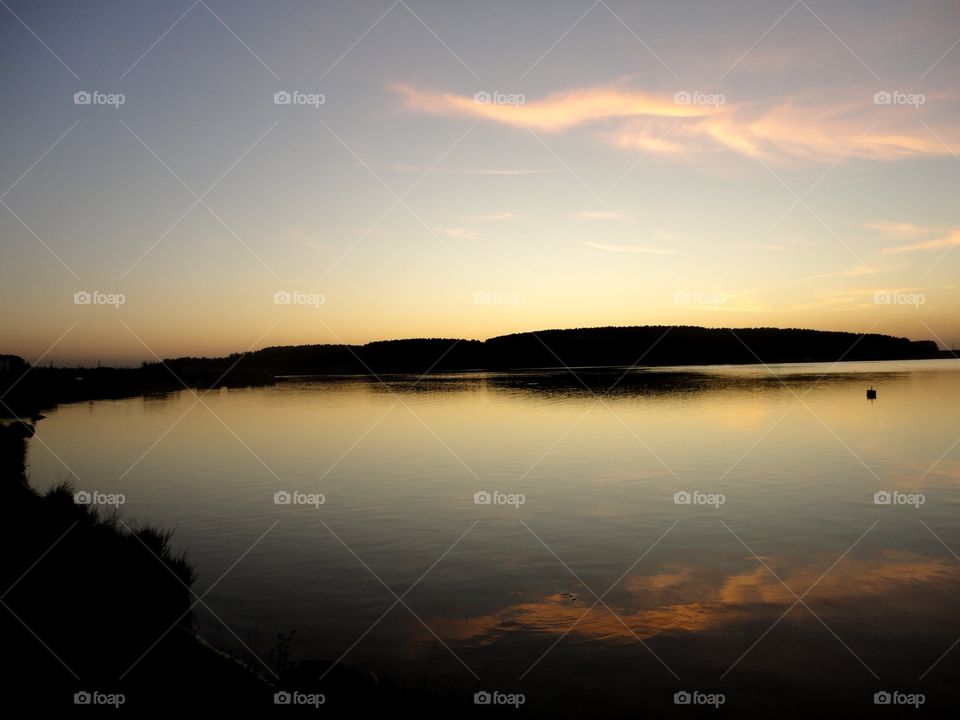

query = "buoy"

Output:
[[866, 387, 877, 400]]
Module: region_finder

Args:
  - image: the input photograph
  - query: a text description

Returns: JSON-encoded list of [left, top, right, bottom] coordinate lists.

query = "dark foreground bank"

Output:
[[0, 420, 471, 713]]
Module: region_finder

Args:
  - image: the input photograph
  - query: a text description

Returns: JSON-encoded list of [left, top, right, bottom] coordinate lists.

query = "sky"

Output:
[[1, 0, 959, 365]]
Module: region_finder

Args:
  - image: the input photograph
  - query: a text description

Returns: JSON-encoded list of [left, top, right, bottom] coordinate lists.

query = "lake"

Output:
[[27, 359, 960, 714]]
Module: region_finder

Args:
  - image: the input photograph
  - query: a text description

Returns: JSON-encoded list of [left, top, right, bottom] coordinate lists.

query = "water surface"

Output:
[[27, 360, 960, 714]]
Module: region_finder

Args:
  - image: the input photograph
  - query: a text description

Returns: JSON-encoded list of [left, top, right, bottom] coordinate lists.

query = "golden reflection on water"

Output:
[[430, 552, 959, 646]]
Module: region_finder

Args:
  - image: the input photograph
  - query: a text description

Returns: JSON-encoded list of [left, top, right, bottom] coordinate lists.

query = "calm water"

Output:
[[27, 360, 960, 714]]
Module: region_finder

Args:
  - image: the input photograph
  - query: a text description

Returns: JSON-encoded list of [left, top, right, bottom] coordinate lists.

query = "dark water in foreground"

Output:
[[28, 360, 960, 714]]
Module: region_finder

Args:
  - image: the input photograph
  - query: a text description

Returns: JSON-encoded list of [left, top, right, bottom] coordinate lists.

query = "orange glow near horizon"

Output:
[[2, 2, 959, 364]]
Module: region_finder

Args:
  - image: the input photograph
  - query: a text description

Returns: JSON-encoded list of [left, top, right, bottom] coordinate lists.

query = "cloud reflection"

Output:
[[429, 552, 958, 647]]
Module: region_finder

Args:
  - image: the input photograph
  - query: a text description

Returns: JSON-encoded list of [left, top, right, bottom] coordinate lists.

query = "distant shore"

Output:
[[1, 325, 946, 418]]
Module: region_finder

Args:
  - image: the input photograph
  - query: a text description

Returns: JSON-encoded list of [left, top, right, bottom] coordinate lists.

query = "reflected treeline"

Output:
[[0, 357, 272, 419], [478, 369, 827, 398], [302, 367, 912, 400]]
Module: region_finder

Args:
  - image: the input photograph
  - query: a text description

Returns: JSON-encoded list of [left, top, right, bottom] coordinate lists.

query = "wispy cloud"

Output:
[[812, 285, 925, 309], [799, 264, 879, 282], [580, 240, 679, 255], [392, 163, 564, 176], [882, 229, 960, 254], [574, 210, 630, 221], [867, 221, 960, 254], [400, 84, 954, 163], [284, 229, 327, 249], [468, 212, 519, 222], [615, 103, 946, 162], [435, 226, 479, 240], [396, 83, 710, 132], [866, 221, 939, 238]]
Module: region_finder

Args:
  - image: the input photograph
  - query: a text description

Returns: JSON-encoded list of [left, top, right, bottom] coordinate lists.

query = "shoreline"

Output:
[[2, 329, 949, 418], [0, 422, 469, 712], [3, 354, 954, 419]]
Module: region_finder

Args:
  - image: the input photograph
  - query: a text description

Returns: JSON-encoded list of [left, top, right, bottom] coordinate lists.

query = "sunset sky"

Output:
[[2, 0, 959, 364]]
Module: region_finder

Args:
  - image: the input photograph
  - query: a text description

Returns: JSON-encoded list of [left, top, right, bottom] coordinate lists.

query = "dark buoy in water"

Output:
[[866, 387, 877, 400]]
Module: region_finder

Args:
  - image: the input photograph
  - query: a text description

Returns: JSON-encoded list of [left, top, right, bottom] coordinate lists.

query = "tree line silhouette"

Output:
[[0, 326, 941, 416]]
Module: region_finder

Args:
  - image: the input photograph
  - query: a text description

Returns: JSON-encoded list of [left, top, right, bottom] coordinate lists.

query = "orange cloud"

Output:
[[866, 221, 940, 238], [435, 226, 479, 240], [399, 84, 953, 163], [618, 104, 946, 162], [396, 84, 713, 132], [727, 104, 942, 161], [882, 229, 960, 254], [574, 210, 630, 221]]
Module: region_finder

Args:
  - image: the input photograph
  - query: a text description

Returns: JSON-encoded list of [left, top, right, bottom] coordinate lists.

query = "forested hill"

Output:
[[0, 326, 941, 416], [239, 326, 939, 374]]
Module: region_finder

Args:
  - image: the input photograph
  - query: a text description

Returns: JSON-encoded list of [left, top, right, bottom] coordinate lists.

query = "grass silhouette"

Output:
[[0, 422, 471, 713]]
